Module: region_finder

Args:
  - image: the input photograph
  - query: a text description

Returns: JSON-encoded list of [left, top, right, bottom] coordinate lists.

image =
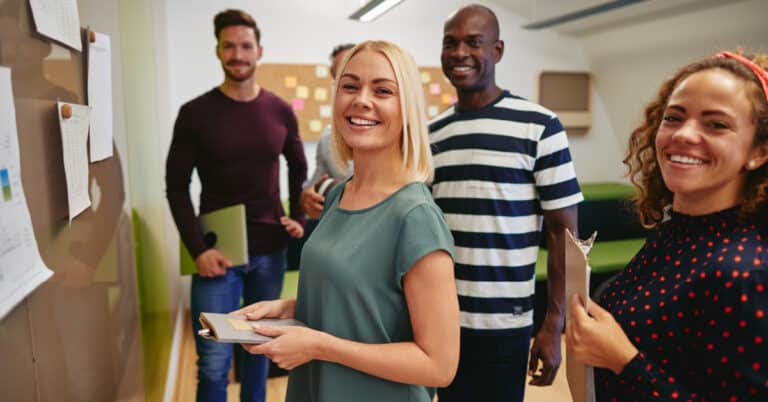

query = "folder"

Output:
[[180, 204, 248, 275], [198, 312, 306, 343], [565, 229, 597, 402]]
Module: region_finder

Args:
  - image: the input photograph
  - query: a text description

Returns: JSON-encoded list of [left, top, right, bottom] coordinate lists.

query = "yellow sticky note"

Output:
[[284, 75, 297, 88], [441, 93, 454, 105], [296, 86, 309, 99], [227, 318, 252, 331], [319, 104, 332, 118], [420, 71, 432, 83], [314, 87, 328, 101], [309, 119, 323, 132]]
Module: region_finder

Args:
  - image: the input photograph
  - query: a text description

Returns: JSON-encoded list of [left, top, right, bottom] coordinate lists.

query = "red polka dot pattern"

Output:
[[595, 208, 768, 402]]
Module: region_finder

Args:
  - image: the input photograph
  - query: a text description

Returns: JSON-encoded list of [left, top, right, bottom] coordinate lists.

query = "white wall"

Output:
[[576, 0, 768, 161], [157, 0, 623, 197]]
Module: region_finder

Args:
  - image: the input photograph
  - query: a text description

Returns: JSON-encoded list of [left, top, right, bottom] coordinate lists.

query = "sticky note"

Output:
[[429, 83, 441, 95], [420, 71, 431, 83], [427, 105, 439, 117], [284, 75, 297, 88], [315, 65, 329, 78], [319, 105, 332, 118], [296, 85, 309, 99], [309, 119, 323, 132], [441, 93, 454, 105], [291, 98, 304, 111], [314, 87, 328, 101]]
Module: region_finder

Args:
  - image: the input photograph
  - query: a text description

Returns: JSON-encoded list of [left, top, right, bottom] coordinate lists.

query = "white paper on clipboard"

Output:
[[565, 229, 597, 402]]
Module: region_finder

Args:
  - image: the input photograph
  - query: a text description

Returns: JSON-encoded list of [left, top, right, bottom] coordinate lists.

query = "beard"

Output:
[[222, 62, 255, 82]]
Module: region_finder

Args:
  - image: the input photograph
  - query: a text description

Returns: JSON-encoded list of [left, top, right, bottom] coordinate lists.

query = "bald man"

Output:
[[429, 5, 582, 402]]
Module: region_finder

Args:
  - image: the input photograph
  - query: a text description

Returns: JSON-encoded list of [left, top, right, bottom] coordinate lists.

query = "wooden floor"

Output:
[[175, 312, 571, 402]]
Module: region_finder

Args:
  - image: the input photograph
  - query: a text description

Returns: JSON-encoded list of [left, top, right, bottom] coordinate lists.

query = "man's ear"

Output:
[[494, 40, 504, 63], [256, 45, 263, 63], [746, 142, 768, 170]]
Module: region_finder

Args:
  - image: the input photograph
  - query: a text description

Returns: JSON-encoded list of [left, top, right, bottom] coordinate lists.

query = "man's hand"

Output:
[[301, 176, 327, 219], [195, 248, 232, 277], [281, 216, 304, 239], [528, 319, 562, 386]]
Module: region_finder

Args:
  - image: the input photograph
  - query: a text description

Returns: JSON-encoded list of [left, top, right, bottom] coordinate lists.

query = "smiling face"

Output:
[[441, 7, 502, 96], [334, 50, 403, 158], [655, 68, 766, 214], [216, 25, 261, 82]]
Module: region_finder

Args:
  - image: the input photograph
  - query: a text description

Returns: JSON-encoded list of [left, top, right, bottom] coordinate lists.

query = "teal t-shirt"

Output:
[[285, 181, 455, 402]]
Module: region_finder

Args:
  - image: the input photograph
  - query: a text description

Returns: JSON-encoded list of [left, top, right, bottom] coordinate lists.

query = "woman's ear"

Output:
[[746, 143, 768, 170]]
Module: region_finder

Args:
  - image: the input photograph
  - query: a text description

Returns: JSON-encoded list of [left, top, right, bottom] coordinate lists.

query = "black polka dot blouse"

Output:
[[596, 207, 768, 402]]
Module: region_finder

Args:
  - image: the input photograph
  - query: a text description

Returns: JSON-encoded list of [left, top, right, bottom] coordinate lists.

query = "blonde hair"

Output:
[[330, 40, 434, 182]]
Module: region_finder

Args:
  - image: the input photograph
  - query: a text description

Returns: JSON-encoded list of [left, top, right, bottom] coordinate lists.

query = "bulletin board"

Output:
[[0, 0, 143, 401], [258, 64, 456, 141]]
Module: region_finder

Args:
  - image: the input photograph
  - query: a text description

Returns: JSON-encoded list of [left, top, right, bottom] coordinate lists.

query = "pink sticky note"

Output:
[[291, 98, 304, 111], [429, 83, 441, 95]]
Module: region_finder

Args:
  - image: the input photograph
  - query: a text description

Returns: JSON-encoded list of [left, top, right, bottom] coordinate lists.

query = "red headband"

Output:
[[716, 51, 768, 102]]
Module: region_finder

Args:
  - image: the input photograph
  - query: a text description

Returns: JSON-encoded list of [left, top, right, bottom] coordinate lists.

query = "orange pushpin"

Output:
[[89, 31, 96, 43], [61, 103, 72, 119]]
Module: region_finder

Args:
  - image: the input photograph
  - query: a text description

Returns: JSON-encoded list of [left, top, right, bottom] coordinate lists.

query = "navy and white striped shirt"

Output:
[[429, 91, 583, 335]]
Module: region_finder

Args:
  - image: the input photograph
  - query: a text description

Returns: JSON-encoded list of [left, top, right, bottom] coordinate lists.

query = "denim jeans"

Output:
[[191, 249, 287, 402]]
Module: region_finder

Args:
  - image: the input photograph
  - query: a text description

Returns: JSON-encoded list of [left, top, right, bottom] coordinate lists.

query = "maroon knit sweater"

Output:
[[166, 88, 307, 258]]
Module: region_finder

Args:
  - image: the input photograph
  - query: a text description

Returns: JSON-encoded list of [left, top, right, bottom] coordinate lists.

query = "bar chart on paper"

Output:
[[1, 168, 12, 201]]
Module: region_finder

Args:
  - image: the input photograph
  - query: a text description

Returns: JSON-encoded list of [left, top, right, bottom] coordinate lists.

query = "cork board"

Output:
[[258, 64, 456, 141]]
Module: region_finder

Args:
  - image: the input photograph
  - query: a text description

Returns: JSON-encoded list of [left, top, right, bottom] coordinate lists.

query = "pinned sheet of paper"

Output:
[[58, 102, 92, 221], [296, 85, 309, 99], [315, 65, 329, 78], [87, 31, 113, 161], [284, 75, 297, 88], [0, 67, 53, 320], [314, 87, 328, 101], [28, 0, 82, 51]]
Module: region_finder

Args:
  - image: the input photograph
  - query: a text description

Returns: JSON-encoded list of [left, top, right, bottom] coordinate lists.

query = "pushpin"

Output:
[[89, 31, 96, 43], [61, 103, 72, 119]]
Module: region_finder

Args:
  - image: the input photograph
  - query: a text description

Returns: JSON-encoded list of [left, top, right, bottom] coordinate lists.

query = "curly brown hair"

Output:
[[624, 51, 768, 228]]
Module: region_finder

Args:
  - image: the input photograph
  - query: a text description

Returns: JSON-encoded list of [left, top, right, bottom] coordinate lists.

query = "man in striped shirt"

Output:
[[431, 5, 582, 402]]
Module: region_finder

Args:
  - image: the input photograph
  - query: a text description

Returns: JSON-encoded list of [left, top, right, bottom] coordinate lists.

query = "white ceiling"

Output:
[[490, 0, 747, 36]]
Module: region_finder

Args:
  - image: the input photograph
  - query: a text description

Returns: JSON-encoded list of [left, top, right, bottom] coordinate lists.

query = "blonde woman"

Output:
[[235, 41, 460, 402]]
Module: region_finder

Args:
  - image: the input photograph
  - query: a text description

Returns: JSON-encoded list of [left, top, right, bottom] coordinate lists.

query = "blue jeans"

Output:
[[191, 250, 287, 402]]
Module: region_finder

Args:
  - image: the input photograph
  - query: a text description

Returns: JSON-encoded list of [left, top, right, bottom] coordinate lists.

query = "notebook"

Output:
[[180, 204, 248, 275], [198, 312, 306, 343]]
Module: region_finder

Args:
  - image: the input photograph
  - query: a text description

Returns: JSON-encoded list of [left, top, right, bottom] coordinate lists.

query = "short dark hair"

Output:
[[330, 43, 355, 61], [214, 9, 260, 43]]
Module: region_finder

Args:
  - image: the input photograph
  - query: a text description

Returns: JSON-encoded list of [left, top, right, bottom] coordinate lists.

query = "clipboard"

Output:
[[565, 229, 597, 402], [198, 312, 306, 343], [180, 204, 248, 275]]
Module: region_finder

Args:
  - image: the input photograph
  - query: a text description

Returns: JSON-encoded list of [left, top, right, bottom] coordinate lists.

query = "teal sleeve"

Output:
[[394, 203, 455, 287]]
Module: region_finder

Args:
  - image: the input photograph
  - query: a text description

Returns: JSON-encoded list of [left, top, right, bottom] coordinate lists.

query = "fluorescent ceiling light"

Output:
[[349, 0, 405, 23]]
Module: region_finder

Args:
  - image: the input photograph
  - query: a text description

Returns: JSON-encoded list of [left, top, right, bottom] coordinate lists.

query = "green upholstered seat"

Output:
[[580, 181, 636, 201], [535, 237, 645, 281]]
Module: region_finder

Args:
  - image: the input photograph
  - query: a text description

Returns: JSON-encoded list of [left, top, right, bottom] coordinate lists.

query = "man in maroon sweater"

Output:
[[165, 9, 306, 402]]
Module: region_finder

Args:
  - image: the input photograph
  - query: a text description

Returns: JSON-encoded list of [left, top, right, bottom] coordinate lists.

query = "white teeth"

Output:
[[350, 117, 378, 126], [453, 66, 471, 72], [669, 154, 704, 165]]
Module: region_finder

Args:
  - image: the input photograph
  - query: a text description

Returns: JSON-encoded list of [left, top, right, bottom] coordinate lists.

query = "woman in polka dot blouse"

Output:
[[567, 51, 768, 402]]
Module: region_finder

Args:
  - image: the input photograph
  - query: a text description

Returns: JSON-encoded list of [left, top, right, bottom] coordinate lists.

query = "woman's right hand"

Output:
[[231, 298, 296, 320]]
